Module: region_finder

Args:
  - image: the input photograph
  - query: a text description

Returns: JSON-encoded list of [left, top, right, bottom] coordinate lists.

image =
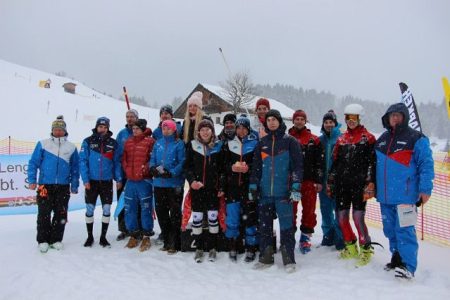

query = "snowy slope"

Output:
[[0, 59, 160, 143]]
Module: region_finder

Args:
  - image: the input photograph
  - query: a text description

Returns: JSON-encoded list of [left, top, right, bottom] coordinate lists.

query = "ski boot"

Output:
[[280, 245, 296, 273], [139, 236, 151, 252], [356, 244, 374, 267], [99, 236, 111, 248], [194, 249, 204, 263], [253, 245, 274, 270], [39, 243, 49, 253], [384, 251, 402, 271], [339, 240, 359, 259], [299, 233, 312, 254]]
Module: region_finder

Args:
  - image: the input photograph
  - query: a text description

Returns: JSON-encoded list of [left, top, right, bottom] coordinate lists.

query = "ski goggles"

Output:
[[345, 114, 359, 122]]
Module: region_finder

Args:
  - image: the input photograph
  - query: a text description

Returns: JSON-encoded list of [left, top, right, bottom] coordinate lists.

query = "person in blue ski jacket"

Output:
[[28, 115, 79, 253], [223, 115, 259, 262], [150, 119, 185, 253], [318, 110, 344, 250], [79, 117, 122, 248], [249, 109, 303, 273], [375, 102, 434, 280], [152, 105, 182, 141], [115, 108, 139, 240]]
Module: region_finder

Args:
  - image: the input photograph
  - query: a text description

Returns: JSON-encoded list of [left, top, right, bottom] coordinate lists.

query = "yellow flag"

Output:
[[443, 77, 450, 120]]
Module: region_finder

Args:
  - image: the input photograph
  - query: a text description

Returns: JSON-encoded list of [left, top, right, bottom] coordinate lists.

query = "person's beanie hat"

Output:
[[127, 109, 139, 118], [162, 120, 177, 132], [256, 98, 270, 110], [198, 119, 215, 134], [322, 109, 337, 126], [223, 113, 237, 125], [292, 110, 307, 122], [51, 115, 67, 132], [160, 105, 173, 116], [235, 114, 251, 131], [96, 116, 110, 129], [187, 91, 203, 109], [135, 119, 147, 131]]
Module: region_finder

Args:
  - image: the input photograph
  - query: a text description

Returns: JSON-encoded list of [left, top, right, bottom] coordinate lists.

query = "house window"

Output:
[[216, 117, 221, 124]]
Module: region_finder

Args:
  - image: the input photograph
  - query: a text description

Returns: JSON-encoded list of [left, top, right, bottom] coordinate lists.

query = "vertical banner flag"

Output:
[[442, 77, 450, 120], [399, 82, 422, 133]]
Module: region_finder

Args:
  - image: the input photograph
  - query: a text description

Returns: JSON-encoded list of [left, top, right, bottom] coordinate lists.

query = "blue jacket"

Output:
[[152, 120, 182, 141], [79, 130, 122, 184], [375, 103, 434, 205], [150, 135, 185, 187], [319, 123, 342, 186], [28, 136, 80, 192], [250, 123, 303, 198], [116, 125, 133, 158]]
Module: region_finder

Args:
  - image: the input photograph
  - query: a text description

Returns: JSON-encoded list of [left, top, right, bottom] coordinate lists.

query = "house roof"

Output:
[[201, 83, 295, 119]]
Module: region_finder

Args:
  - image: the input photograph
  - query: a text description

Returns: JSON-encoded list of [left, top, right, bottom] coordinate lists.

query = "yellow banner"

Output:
[[443, 77, 450, 120]]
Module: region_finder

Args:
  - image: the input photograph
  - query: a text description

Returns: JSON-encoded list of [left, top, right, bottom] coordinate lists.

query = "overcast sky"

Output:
[[1, 0, 449, 105]]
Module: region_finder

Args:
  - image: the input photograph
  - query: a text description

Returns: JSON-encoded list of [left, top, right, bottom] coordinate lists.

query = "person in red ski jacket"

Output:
[[288, 110, 324, 254], [122, 119, 155, 252]]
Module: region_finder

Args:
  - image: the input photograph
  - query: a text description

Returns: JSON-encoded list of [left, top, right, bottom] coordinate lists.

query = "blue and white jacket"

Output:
[[375, 103, 434, 205], [250, 123, 303, 199], [79, 130, 122, 184], [150, 135, 185, 188], [28, 136, 80, 192]]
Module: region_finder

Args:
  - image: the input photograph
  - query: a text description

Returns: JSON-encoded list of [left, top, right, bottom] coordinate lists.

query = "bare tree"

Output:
[[222, 72, 255, 114]]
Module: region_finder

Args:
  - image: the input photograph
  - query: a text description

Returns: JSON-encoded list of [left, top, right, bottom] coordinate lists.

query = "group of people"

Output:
[[27, 91, 434, 279]]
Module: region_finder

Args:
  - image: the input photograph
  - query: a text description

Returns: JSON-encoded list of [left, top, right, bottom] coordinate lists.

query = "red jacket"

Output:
[[122, 128, 155, 181], [288, 126, 324, 183]]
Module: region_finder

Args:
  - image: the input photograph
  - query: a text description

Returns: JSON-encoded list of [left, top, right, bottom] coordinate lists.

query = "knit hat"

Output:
[[51, 115, 67, 132], [223, 113, 237, 125], [322, 110, 337, 126], [96, 116, 110, 129], [162, 119, 177, 132], [235, 114, 251, 131], [292, 110, 307, 121], [265, 109, 283, 124], [187, 91, 203, 109], [135, 119, 147, 131], [160, 104, 173, 116], [256, 98, 270, 110], [127, 109, 139, 118], [198, 119, 215, 133]]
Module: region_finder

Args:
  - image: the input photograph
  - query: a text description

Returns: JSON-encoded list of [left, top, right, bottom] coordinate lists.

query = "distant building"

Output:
[[62, 82, 77, 94], [174, 83, 294, 126]]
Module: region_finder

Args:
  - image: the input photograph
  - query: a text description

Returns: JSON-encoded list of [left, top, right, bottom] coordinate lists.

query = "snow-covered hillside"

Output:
[[0, 59, 160, 143]]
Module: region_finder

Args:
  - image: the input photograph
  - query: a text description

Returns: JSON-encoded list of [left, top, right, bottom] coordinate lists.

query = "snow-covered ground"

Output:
[[1, 206, 450, 300], [1, 60, 449, 299]]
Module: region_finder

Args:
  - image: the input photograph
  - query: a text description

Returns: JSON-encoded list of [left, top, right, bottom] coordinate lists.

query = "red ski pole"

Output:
[[123, 86, 130, 110]]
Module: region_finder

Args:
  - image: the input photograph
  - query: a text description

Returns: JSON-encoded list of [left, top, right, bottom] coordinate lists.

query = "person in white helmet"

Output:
[[326, 104, 376, 267]]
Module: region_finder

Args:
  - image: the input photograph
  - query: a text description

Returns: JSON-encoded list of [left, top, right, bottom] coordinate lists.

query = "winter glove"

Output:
[[149, 166, 160, 178], [248, 184, 258, 201], [160, 168, 172, 179], [290, 182, 301, 202], [363, 182, 375, 201]]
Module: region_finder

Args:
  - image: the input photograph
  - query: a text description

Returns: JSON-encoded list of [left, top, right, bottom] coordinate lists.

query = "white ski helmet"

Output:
[[344, 103, 364, 116]]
